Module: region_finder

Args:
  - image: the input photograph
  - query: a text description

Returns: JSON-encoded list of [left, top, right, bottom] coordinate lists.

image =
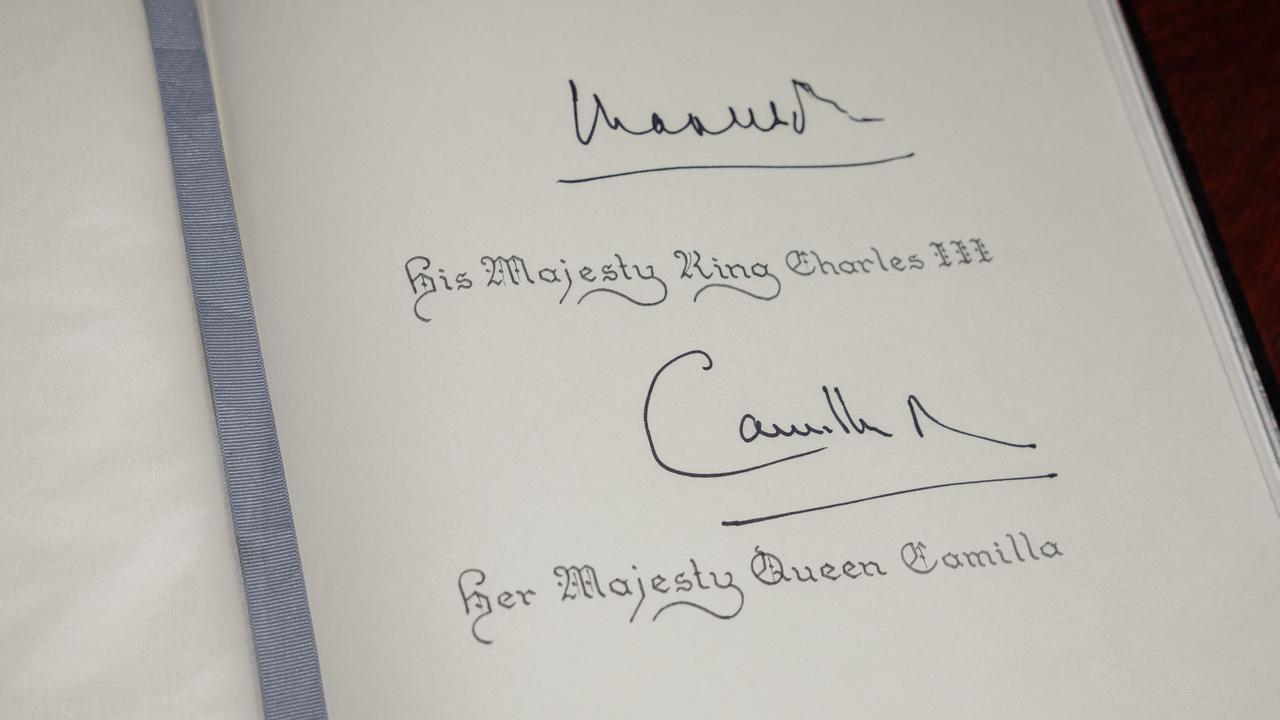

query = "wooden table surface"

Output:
[[1128, 0, 1280, 404]]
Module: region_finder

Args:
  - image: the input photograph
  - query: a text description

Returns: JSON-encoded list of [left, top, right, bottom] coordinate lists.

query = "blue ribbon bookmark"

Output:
[[143, 1, 327, 717]]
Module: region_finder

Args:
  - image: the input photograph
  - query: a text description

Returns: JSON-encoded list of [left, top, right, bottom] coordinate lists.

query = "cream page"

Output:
[[202, 1, 1280, 717], [0, 1, 259, 717]]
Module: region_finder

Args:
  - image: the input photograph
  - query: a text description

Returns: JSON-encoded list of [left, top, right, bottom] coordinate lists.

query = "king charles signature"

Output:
[[570, 78, 883, 145], [642, 350, 1058, 526], [559, 78, 915, 183]]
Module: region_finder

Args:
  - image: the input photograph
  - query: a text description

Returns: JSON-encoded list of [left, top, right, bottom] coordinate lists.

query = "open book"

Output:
[[4, 0, 1279, 717]]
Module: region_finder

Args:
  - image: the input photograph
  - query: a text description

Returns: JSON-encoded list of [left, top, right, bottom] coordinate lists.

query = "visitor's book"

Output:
[[3, 0, 1280, 717]]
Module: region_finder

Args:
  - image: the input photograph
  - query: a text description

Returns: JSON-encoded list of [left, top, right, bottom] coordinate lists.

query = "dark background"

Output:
[[1128, 0, 1280, 402]]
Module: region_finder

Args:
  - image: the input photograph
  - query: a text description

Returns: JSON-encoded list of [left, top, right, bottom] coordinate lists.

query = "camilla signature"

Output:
[[644, 350, 1038, 478], [642, 350, 1058, 524]]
